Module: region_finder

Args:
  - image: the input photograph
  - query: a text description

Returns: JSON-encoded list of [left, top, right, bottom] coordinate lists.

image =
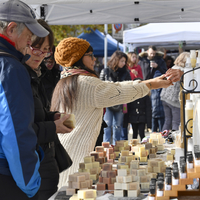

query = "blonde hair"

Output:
[[174, 52, 190, 68], [127, 52, 138, 66]]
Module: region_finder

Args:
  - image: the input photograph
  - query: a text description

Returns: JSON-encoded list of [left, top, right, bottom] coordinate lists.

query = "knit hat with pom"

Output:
[[55, 37, 90, 67]]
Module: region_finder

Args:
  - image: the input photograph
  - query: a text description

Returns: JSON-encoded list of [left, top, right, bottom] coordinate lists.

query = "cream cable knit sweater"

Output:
[[58, 75, 149, 188]]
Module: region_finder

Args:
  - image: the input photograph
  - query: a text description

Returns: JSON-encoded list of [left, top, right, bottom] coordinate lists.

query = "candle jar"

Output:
[[149, 183, 156, 200], [195, 151, 200, 166], [180, 161, 187, 179], [172, 169, 179, 185], [165, 173, 172, 191], [172, 162, 178, 170], [187, 153, 194, 169], [156, 180, 164, 197], [194, 145, 199, 153]]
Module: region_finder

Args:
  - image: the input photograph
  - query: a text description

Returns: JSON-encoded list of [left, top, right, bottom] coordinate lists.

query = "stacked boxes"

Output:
[[96, 163, 117, 191], [170, 149, 176, 160], [90, 143, 116, 164], [149, 133, 165, 151], [130, 161, 151, 191], [114, 140, 130, 152], [66, 172, 93, 195], [145, 143, 157, 159], [130, 139, 139, 146], [104, 145, 116, 163], [166, 153, 174, 161], [118, 150, 135, 167], [78, 156, 101, 181], [114, 160, 153, 197], [69, 189, 97, 200], [147, 159, 166, 174], [131, 144, 148, 162], [114, 168, 140, 197], [166, 145, 176, 161], [90, 146, 107, 164]]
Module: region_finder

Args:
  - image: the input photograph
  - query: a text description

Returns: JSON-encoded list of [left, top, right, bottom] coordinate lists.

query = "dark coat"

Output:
[[100, 66, 131, 82], [138, 51, 167, 80], [128, 95, 152, 128], [24, 64, 57, 144], [151, 70, 165, 118], [24, 64, 59, 198], [41, 62, 60, 104]]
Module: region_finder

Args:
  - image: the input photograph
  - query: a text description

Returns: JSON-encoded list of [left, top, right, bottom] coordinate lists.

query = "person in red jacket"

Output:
[[127, 52, 143, 80]]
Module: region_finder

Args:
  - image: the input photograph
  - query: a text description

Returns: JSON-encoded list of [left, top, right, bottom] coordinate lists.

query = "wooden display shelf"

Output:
[[164, 190, 178, 197], [187, 167, 200, 179], [166, 165, 200, 198], [179, 178, 194, 185], [156, 196, 169, 200], [187, 171, 200, 179], [172, 184, 186, 191], [195, 165, 200, 173], [179, 189, 200, 196], [187, 168, 195, 174]]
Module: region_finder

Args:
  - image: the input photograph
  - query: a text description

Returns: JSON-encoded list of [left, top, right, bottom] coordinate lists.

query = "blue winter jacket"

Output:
[[151, 70, 165, 118], [0, 37, 41, 197]]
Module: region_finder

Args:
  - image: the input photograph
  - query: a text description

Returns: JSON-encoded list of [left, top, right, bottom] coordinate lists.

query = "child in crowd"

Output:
[[128, 78, 151, 140]]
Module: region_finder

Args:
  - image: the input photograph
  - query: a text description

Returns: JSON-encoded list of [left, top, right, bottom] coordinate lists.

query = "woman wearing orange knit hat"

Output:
[[51, 37, 172, 188]]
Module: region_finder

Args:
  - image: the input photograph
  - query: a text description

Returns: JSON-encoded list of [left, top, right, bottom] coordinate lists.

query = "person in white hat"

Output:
[[0, 0, 49, 199]]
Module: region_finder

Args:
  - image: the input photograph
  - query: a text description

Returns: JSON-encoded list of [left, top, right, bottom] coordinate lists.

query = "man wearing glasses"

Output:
[[0, 0, 49, 199]]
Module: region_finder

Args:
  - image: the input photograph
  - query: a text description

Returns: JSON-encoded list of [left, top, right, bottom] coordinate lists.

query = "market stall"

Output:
[[123, 22, 200, 50], [78, 28, 123, 57], [1, 1, 199, 200], [1, 0, 199, 25]]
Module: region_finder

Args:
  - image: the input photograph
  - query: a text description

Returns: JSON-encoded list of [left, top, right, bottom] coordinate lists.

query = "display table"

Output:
[[48, 142, 186, 200], [49, 186, 67, 200], [48, 186, 182, 200], [48, 186, 149, 200]]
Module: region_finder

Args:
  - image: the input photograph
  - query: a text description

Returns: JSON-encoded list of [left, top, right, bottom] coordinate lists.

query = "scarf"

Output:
[[61, 66, 98, 79]]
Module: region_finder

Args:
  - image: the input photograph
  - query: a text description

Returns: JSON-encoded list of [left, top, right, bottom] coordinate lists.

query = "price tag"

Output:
[[165, 184, 172, 190], [172, 178, 179, 185], [157, 190, 164, 197]]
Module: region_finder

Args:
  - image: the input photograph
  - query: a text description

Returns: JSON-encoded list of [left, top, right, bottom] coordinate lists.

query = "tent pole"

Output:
[[104, 24, 108, 68]]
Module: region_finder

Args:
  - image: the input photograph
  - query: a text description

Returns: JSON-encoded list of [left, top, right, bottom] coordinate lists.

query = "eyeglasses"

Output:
[[29, 46, 52, 58], [84, 53, 95, 60]]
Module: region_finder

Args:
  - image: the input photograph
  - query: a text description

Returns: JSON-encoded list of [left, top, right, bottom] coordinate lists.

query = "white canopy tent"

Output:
[[1, 0, 200, 64], [0, 0, 200, 25], [123, 22, 200, 50]]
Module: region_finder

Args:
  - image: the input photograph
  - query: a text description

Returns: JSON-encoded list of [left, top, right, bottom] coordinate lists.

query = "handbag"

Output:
[[54, 135, 72, 173], [122, 104, 128, 114]]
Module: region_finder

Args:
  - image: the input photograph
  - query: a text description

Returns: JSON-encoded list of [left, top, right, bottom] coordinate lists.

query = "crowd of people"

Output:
[[0, 0, 184, 199], [98, 46, 183, 146]]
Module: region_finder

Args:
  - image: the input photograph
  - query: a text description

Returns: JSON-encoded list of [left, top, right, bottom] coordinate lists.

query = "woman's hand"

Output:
[[143, 75, 172, 90], [131, 69, 138, 76], [54, 114, 73, 134], [54, 112, 61, 121], [155, 75, 173, 88], [164, 68, 184, 82]]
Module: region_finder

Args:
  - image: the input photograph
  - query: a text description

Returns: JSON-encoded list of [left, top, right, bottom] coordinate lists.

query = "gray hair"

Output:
[[0, 21, 26, 36]]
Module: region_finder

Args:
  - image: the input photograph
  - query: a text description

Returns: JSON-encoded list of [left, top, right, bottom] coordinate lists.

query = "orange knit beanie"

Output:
[[55, 37, 90, 67]]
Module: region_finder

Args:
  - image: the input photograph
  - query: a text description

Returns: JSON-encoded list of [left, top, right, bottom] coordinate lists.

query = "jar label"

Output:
[[156, 190, 164, 197], [195, 160, 200, 166], [148, 197, 155, 200], [180, 173, 187, 179], [165, 184, 172, 190], [172, 178, 179, 185], [187, 162, 194, 169]]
